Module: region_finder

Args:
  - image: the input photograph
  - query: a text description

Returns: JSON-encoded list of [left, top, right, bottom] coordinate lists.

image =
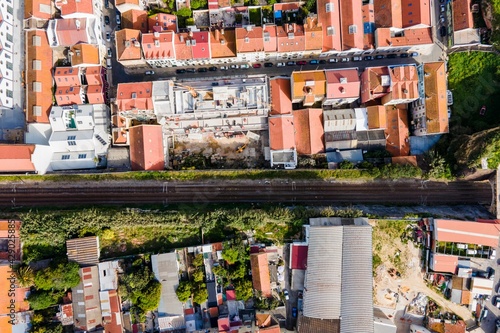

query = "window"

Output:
[[244, 37, 249, 43], [325, 2, 333, 12], [6, 62, 12, 70], [33, 106, 42, 116], [61, 155, 70, 160], [408, 11, 413, 15], [408, 2, 412, 5], [67, 135, 76, 140], [6, 34, 12, 42], [32, 60, 41, 70], [6, 90, 12, 98], [327, 26, 335, 36], [78, 154, 87, 159], [32, 35, 41, 46], [68, 141, 76, 146], [348, 25, 357, 34], [32, 82, 42, 92], [7, 5, 13, 14]]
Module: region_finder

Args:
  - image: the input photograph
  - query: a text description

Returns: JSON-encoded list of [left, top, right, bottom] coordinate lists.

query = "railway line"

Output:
[[0, 179, 492, 208]]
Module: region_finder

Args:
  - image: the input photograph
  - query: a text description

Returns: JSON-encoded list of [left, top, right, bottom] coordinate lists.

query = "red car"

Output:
[[296, 60, 307, 65], [252, 63, 261, 68]]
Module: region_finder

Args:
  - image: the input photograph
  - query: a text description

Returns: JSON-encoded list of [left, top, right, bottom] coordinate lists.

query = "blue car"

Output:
[[292, 307, 297, 318], [309, 60, 319, 65]]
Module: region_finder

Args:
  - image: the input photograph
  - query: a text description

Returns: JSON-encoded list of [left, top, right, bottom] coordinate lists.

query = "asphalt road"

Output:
[[0, 179, 492, 208]]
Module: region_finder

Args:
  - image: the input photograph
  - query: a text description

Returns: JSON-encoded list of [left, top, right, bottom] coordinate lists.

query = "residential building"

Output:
[[121, 9, 148, 32], [360, 66, 391, 103], [209, 29, 237, 64], [235, 26, 265, 62], [304, 16, 324, 57], [323, 109, 357, 151], [148, 13, 177, 32], [452, 0, 479, 45], [54, 0, 97, 19], [324, 68, 360, 107], [293, 108, 324, 155], [290, 243, 308, 290], [47, 18, 100, 47], [381, 65, 419, 105], [298, 217, 373, 333], [115, 0, 145, 13], [115, 29, 145, 66], [255, 314, 280, 333], [100, 290, 124, 333], [263, 25, 278, 59], [72, 266, 103, 332], [401, 0, 431, 28], [373, 0, 402, 28], [340, 0, 365, 51], [250, 252, 272, 298], [410, 62, 449, 136], [172, 30, 211, 66], [366, 105, 387, 130], [26, 29, 54, 123], [142, 31, 176, 67], [384, 105, 410, 156], [129, 125, 165, 171], [24, 0, 53, 21], [54, 67, 86, 106], [276, 23, 306, 60], [0, 145, 36, 173], [98, 261, 121, 291], [362, 4, 376, 50], [70, 44, 101, 67], [291, 70, 326, 106], [151, 253, 185, 331], [116, 81, 153, 112], [317, 0, 342, 55], [374, 27, 433, 54], [66, 236, 100, 266]]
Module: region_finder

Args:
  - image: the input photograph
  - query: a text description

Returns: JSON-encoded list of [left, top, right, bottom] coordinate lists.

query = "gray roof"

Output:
[[326, 149, 363, 164], [72, 266, 102, 332], [302, 218, 373, 333], [151, 253, 184, 317], [356, 129, 386, 151], [66, 236, 100, 267], [297, 316, 340, 333]]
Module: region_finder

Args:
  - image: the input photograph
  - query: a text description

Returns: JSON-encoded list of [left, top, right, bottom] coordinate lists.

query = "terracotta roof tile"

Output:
[[235, 26, 264, 53], [55, 85, 84, 106], [424, 62, 449, 134], [431, 254, 459, 273], [192, 31, 211, 59], [142, 31, 175, 60], [381, 65, 419, 104], [374, 0, 402, 28], [273, 2, 301, 11], [384, 105, 410, 156], [116, 81, 153, 111], [115, 29, 143, 61], [402, 0, 431, 27], [129, 125, 164, 170], [453, 0, 473, 31], [317, 0, 342, 51], [360, 66, 391, 103], [85, 66, 104, 85], [435, 219, 500, 248], [250, 253, 271, 297], [375, 27, 433, 47], [263, 25, 278, 52], [55, 0, 93, 17], [148, 13, 177, 32], [116, 0, 141, 6], [325, 68, 360, 99], [87, 85, 105, 104], [0, 145, 36, 172], [54, 66, 81, 87], [122, 9, 148, 33], [276, 23, 305, 53], [174, 32, 193, 60], [269, 115, 295, 151], [26, 29, 53, 123], [209, 29, 236, 58], [293, 108, 324, 155], [304, 16, 323, 51], [366, 105, 387, 129], [340, 0, 365, 50], [70, 44, 100, 66], [291, 70, 326, 100], [25, 0, 53, 19], [270, 78, 292, 115], [54, 18, 90, 46]]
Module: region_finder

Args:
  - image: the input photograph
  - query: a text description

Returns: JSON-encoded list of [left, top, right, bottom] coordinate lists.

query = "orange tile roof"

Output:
[[116, 82, 153, 111], [26, 29, 53, 123], [270, 78, 292, 115], [453, 0, 473, 31], [55, 18, 90, 46], [276, 24, 305, 53], [269, 115, 296, 151], [325, 68, 360, 99], [293, 108, 324, 155], [304, 16, 323, 51], [70, 44, 100, 66], [382, 65, 419, 104], [431, 254, 459, 274], [55, 85, 84, 106], [235, 27, 264, 53], [129, 125, 164, 171], [291, 70, 326, 100], [142, 31, 176, 60], [366, 105, 387, 129], [148, 13, 177, 32], [174, 32, 193, 60], [55, 0, 93, 17], [54, 67, 81, 87], [116, 29, 143, 61], [122, 9, 148, 33], [362, 4, 376, 49], [250, 253, 271, 298], [384, 105, 410, 156], [340, 0, 365, 50], [273, 2, 302, 11], [424, 62, 449, 134], [0, 266, 30, 317], [373, 0, 402, 28], [317, 0, 342, 51], [210, 29, 236, 58], [375, 27, 433, 47], [360, 66, 391, 103], [0, 145, 36, 173], [85, 66, 103, 85], [87, 85, 105, 104], [25, 0, 53, 19], [402, 0, 431, 27], [435, 219, 500, 247], [103, 290, 123, 333], [116, 0, 141, 5], [362, 3, 375, 22], [0, 220, 21, 262], [263, 25, 278, 53]]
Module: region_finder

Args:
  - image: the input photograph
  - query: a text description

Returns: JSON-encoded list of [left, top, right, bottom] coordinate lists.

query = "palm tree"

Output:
[[16, 265, 35, 288]]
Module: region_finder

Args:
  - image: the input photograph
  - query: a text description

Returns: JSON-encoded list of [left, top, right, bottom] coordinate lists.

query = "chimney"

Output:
[[215, 29, 220, 41], [180, 35, 184, 42]]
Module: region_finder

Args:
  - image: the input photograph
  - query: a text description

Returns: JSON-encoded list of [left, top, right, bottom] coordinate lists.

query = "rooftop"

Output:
[[269, 115, 295, 151], [250, 252, 271, 298], [70, 44, 100, 66], [434, 219, 500, 247], [304, 16, 323, 51], [325, 68, 361, 99], [293, 108, 324, 155], [54, 67, 81, 87], [66, 236, 100, 266], [72, 266, 102, 331], [142, 31, 176, 60], [235, 26, 264, 53], [384, 105, 410, 156], [52, 18, 91, 46], [453, 0, 474, 31], [55, 0, 93, 17], [25, 0, 52, 20], [276, 23, 305, 53], [291, 70, 327, 100], [360, 66, 391, 103], [374, 0, 402, 28], [121, 9, 148, 33], [340, 0, 365, 50], [317, 0, 342, 51], [0, 145, 36, 173], [116, 29, 143, 61], [148, 13, 177, 32], [116, 81, 153, 111], [423, 62, 449, 134], [129, 125, 164, 171], [210, 29, 236, 58], [401, 0, 431, 28], [270, 77, 292, 115]]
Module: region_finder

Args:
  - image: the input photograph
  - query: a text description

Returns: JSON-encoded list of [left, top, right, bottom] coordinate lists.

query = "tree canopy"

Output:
[[190, 0, 207, 9], [28, 291, 62, 311], [34, 261, 80, 291], [176, 280, 193, 303]]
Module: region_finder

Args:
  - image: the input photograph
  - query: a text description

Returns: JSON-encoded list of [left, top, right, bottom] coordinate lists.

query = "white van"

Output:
[[106, 58, 112, 69]]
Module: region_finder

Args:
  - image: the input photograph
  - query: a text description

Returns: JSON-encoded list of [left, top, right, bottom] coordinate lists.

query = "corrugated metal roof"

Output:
[[66, 236, 100, 267], [151, 253, 184, 316]]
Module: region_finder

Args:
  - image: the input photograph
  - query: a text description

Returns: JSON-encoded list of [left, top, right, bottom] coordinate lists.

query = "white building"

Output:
[[0, 0, 16, 108], [46, 17, 101, 47]]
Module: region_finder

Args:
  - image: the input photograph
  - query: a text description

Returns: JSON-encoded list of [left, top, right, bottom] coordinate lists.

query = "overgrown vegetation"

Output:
[[372, 219, 413, 275], [30, 311, 63, 333], [175, 253, 209, 305]]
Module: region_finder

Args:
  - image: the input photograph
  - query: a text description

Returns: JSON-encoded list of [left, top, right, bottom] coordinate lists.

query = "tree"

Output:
[[212, 265, 228, 279], [34, 261, 80, 291], [16, 265, 35, 288], [192, 269, 205, 283], [176, 280, 193, 303], [190, 0, 207, 9], [186, 18, 195, 26], [234, 279, 253, 301], [192, 254, 204, 268], [267, 0, 276, 4], [192, 283, 208, 304], [28, 291, 61, 311], [222, 248, 240, 265], [136, 280, 162, 312], [228, 263, 246, 280], [176, 7, 192, 17]]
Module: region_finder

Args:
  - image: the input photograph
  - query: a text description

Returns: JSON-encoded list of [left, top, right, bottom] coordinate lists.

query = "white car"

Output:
[[277, 62, 286, 67], [240, 64, 250, 69], [220, 66, 228, 70], [230, 64, 239, 69], [106, 32, 111, 42], [145, 70, 155, 75], [283, 289, 289, 301], [116, 14, 121, 25]]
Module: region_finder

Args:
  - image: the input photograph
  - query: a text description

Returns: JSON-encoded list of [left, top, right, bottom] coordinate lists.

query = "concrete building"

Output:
[[46, 17, 101, 47], [72, 266, 102, 332], [324, 68, 360, 107]]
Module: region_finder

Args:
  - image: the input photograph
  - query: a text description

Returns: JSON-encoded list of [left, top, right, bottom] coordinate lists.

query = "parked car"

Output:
[[363, 56, 374, 61], [319, 59, 327, 64], [440, 4, 445, 12], [264, 62, 273, 67], [329, 58, 339, 63], [386, 54, 397, 58], [283, 289, 289, 300], [400, 53, 409, 58], [252, 63, 262, 68], [292, 307, 297, 318], [375, 55, 384, 59], [277, 62, 286, 67], [230, 64, 239, 69], [409, 52, 419, 57], [104, 16, 110, 25], [440, 14, 445, 23], [220, 66, 228, 70], [352, 56, 362, 61], [198, 67, 208, 72], [340, 57, 350, 62], [296, 60, 307, 65], [116, 14, 121, 25], [105, 0, 109, 8], [107, 48, 112, 57], [240, 64, 250, 69], [145, 70, 155, 75], [309, 60, 319, 65], [176, 69, 186, 74], [208, 66, 217, 71], [106, 32, 111, 42], [440, 26, 447, 37], [185, 68, 196, 73], [286, 61, 296, 66]]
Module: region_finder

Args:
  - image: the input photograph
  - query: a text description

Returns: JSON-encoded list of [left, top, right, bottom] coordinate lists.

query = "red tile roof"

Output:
[[325, 68, 360, 99], [148, 13, 177, 32], [431, 254, 459, 274], [55, 18, 90, 46], [85, 66, 104, 85], [129, 125, 164, 171], [340, 0, 365, 50], [366, 105, 387, 129], [362, 4, 376, 49], [55, 85, 84, 106], [293, 109, 324, 155], [0, 145, 36, 173], [87, 85, 105, 104], [269, 115, 296, 151], [402, 0, 431, 27], [304, 16, 323, 51], [384, 105, 410, 156], [26, 30, 53, 123], [218, 317, 230, 332], [54, 66, 81, 87], [273, 2, 301, 11], [192, 31, 211, 59], [360, 66, 391, 103], [122, 9, 148, 33], [235, 26, 264, 53], [382, 65, 419, 104], [317, 0, 342, 51], [25, 0, 53, 20], [276, 24, 305, 53], [116, 82, 153, 111], [55, 0, 93, 17], [103, 290, 123, 333], [376, 27, 433, 47], [270, 78, 292, 115], [290, 244, 308, 270], [424, 62, 449, 134], [435, 219, 500, 247], [453, 0, 473, 31], [174, 32, 193, 60], [374, 0, 402, 28], [142, 31, 176, 60], [70, 43, 100, 66], [250, 253, 271, 298], [263, 25, 278, 53], [116, 29, 143, 61], [210, 29, 236, 58]]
